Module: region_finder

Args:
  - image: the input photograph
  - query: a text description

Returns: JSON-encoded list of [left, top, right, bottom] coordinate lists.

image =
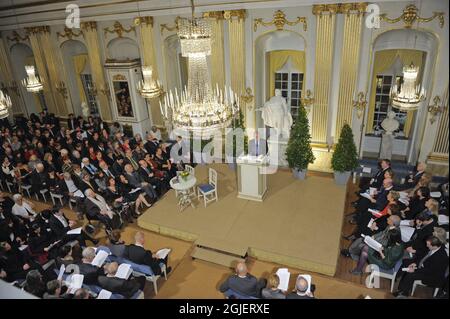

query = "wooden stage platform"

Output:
[[138, 164, 346, 276]]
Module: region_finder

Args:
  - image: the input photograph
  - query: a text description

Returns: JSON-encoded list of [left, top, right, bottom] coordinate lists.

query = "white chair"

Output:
[[367, 259, 403, 293], [132, 264, 168, 295], [20, 184, 32, 198], [35, 189, 49, 202], [50, 192, 64, 206], [185, 165, 196, 197], [411, 280, 440, 297], [68, 197, 77, 210], [197, 168, 218, 208], [6, 181, 14, 193]]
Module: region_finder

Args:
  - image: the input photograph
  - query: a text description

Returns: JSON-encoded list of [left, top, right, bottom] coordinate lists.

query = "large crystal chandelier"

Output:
[[160, 1, 239, 133], [390, 62, 426, 111], [138, 66, 163, 99], [0, 90, 12, 119], [22, 65, 43, 93]]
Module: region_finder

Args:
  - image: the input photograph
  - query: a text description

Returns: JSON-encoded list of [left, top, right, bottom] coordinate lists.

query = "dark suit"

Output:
[[407, 222, 436, 260], [67, 118, 79, 131], [138, 166, 163, 195], [397, 246, 449, 294], [30, 170, 50, 194], [370, 167, 390, 190], [248, 138, 268, 156], [219, 274, 266, 298], [48, 213, 88, 246], [98, 276, 141, 298], [125, 172, 157, 199], [144, 140, 159, 156], [122, 244, 164, 276], [77, 262, 102, 285], [286, 293, 315, 299]]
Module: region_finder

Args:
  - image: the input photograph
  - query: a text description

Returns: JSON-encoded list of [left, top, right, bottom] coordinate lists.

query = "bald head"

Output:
[[105, 262, 118, 276], [134, 231, 145, 245], [296, 276, 309, 293], [235, 262, 248, 277], [36, 163, 45, 172]]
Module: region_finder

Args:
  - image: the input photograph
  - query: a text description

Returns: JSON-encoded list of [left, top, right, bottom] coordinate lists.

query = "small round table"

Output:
[[170, 175, 197, 212]]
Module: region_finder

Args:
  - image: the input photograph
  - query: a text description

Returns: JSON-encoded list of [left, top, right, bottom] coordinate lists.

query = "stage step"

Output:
[[191, 237, 248, 268], [191, 246, 246, 268]]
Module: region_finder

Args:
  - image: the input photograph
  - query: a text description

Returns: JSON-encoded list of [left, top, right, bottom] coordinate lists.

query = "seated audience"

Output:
[[286, 276, 315, 299], [261, 274, 285, 299], [219, 262, 266, 298]]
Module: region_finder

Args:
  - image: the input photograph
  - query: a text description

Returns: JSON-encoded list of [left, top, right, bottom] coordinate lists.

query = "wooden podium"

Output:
[[236, 155, 268, 202]]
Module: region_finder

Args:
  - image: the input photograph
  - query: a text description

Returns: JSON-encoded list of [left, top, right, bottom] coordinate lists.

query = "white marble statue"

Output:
[[259, 89, 293, 139], [379, 111, 399, 160], [81, 102, 90, 118]]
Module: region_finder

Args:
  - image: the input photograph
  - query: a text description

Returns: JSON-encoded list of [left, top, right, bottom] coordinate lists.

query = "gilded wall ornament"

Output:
[[254, 10, 307, 32], [57, 26, 83, 40], [427, 96, 445, 124], [104, 21, 136, 38], [352, 92, 367, 119], [379, 4, 445, 28], [6, 31, 29, 43]]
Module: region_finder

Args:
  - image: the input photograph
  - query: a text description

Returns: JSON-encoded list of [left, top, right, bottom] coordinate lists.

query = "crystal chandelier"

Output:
[[390, 62, 426, 111], [160, 1, 239, 133], [0, 90, 12, 119], [138, 66, 163, 99], [22, 65, 43, 93]]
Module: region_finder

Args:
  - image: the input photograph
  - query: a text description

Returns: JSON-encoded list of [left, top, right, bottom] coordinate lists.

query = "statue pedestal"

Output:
[[379, 133, 394, 160], [268, 137, 289, 167]]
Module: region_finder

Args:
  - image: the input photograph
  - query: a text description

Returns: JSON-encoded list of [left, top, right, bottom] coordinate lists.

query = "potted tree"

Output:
[[286, 105, 315, 179], [331, 123, 358, 185]]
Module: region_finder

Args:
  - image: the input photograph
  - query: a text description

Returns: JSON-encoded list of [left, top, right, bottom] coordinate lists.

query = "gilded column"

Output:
[[39, 26, 70, 116], [311, 5, 337, 144], [26, 26, 57, 114], [334, 3, 366, 140], [431, 93, 449, 156], [135, 16, 162, 125], [0, 34, 25, 115], [226, 10, 246, 97], [203, 11, 225, 90], [81, 21, 112, 121]]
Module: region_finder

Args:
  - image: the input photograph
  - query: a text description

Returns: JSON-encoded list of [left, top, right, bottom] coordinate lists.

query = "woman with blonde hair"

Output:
[[261, 274, 286, 299]]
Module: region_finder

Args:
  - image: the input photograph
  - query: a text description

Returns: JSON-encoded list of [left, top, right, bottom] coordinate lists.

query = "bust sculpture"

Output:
[[259, 89, 293, 139], [379, 111, 399, 159], [381, 111, 400, 135], [81, 102, 90, 118]]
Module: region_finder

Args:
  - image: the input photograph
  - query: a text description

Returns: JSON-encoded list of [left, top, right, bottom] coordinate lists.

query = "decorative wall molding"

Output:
[[312, 3, 367, 16], [134, 16, 154, 27], [25, 25, 50, 35], [104, 21, 136, 38], [254, 10, 306, 32], [428, 95, 445, 124], [81, 21, 97, 31], [380, 4, 445, 29], [223, 9, 247, 21], [352, 92, 367, 119], [56, 26, 83, 40], [160, 17, 181, 34], [203, 11, 225, 20], [6, 31, 29, 43]]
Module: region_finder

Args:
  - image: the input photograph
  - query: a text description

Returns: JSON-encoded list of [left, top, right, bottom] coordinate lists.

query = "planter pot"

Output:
[[292, 168, 307, 180], [334, 171, 351, 185]]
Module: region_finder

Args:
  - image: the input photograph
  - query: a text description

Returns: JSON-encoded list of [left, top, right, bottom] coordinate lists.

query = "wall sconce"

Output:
[[9, 81, 20, 97], [300, 89, 314, 113], [427, 95, 445, 124], [240, 87, 254, 109], [55, 81, 68, 99], [353, 91, 367, 119], [99, 84, 111, 100]]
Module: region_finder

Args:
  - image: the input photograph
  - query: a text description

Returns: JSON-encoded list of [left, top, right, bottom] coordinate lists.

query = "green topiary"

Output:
[[331, 123, 358, 172], [286, 105, 315, 170]]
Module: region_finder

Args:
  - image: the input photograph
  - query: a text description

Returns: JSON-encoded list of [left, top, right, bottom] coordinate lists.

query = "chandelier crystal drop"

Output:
[[22, 65, 43, 93], [390, 62, 426, 111], [160, 13, 239, 133], [0, 90, 12, 119], [138, 66, 163, 99]]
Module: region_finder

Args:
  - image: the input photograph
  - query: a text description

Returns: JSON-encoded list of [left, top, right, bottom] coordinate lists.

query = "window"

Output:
[[372, 74, 407, 134], [81, 74, 99, 115], [274, 72, 304, 122]]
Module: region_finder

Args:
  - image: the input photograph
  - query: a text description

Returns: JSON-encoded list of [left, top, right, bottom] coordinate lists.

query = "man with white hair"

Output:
[[219, 262, 266, 298], [76, 247, 103, 285], [84, 189, 118, 231], [286, 276, 315, 299], [11, 194, 37, 221], [402, 162, 427, 190], [81, 157, 98, 176]]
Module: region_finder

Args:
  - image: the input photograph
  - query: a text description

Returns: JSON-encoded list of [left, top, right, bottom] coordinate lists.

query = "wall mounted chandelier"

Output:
[[390, 62, 426, 111], [22, 65, 43, 93], [0, 90, 12, 119], [138, 65, 163, 99], [160, 0, 239, 133]]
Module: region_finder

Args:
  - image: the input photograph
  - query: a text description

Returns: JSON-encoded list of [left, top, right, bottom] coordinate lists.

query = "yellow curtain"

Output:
[[73, 54, 88, 104], [268, 50, 306, 99], [82, 23, 112, 121], [0, 39, 24, 115], [397, 50, 424, 138], [228, 17, 246, 97], [210, 18, 225, 90], [366, 49, 398, 134]]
